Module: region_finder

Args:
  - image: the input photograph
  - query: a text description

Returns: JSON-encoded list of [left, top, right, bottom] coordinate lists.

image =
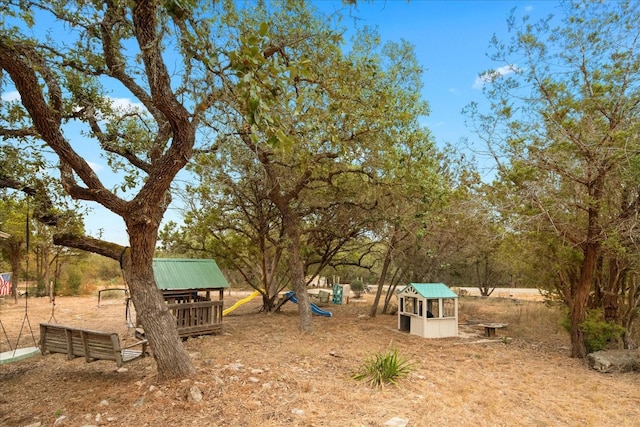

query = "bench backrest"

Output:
[[40, 323, 124, 365]]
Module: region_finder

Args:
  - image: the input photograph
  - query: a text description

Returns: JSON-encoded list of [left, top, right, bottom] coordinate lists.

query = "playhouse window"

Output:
[[442, 299, 455, 317], [426, 299, 439, 318], [404, 297, 412, 314], [403, 297, 420, 315]]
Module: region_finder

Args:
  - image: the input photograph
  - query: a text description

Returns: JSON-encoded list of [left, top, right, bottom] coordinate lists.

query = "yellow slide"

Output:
[[223, 290, 261, 315]]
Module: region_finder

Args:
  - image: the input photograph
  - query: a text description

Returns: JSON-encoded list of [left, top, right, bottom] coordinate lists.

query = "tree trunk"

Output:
[[370, 230, 398, 318], [382, 267, 402, 314], [123, 225, 195, 379], [282, 212, 313, 332], [35, 246, 42, 295], [569, 240, 599, 358], [50, 225, 196, 380], [382, 269, 403, 314], [568, 176, 604, 358], [8, 240, 22, 302], [262, 293, 275, 312], [602, 259, 623, 322], [0, 6, 198, 379], [45, 251, 53, 302], [41, 246, 51, 298], [620, 272, 639, 349]]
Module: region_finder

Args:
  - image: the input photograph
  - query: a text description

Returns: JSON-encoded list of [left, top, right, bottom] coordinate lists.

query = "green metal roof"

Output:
[[152, 258, 229, 290], [398, 283, 458, 299]]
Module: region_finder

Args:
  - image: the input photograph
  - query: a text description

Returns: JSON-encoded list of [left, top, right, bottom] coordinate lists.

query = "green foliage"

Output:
[[350, 279, 365, 292], [352, 349, 414, 389], [35, 277, 46, 297], [65, 268, 82, 296], [580, 310, 626, 353], [95, 258, 122, 282], [561, 309, 626, 353]]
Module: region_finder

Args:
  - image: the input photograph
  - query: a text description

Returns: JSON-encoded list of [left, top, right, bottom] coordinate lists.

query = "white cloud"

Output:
[[88, 96, 147, 124], [2, 92, 144, 112], [109, 97, 145, 112], [525, 5, 534, 12], [424, 120, 445, 128], [473, 65, 519, 89], [87, 161, 104, 172], [1, 91, 21, 102]]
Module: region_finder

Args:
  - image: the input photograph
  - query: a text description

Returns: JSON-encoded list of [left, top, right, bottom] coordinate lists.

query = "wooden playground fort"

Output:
[[151, 258, 230, 338]]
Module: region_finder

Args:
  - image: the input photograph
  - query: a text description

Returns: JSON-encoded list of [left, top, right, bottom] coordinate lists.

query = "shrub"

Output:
[[350, 280, 365, 292], [350, 280, 365, 298], [352, 349, 414, 389], [35, 278, 47, 297], [65, 270, 82, 295], [96, 258, 122, 281], [580, 309, 626, 353], [562, 309, 627, 353]]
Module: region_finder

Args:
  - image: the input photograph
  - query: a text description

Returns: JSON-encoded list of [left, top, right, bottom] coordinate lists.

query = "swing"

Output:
[[0, 206, 40, 365], [39, 286, 148, 367], [38, 253, 148, 368], [0, 289, 40, 365]]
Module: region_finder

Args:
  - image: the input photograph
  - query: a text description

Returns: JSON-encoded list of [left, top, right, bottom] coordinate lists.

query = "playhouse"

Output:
[[152, 258, 229, 338], [397, 283, 458, 338]]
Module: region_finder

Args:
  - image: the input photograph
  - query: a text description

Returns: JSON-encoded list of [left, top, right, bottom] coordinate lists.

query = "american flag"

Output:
[[0, 272, 11, 296]]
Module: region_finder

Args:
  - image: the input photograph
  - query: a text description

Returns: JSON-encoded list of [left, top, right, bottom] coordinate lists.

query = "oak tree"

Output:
[[0, 0, 266, 377]]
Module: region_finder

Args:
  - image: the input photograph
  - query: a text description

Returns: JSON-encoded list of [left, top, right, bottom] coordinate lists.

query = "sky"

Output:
[[4, 1, 563, 246], [330, 0, 559, 144]]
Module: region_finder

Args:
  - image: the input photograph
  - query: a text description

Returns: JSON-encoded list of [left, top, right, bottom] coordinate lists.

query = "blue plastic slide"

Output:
[[284, 291, 333, 317]]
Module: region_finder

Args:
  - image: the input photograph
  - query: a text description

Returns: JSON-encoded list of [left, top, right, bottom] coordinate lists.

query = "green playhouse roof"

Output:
[[399, 283, 458, 299], [152, 258, 229, 291]]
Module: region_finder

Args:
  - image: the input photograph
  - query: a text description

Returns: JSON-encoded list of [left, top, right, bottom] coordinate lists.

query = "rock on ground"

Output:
[[587, 349, 640, 373]]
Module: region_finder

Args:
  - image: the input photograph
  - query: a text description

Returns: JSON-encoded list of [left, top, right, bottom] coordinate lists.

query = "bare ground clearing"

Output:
[[1, 292, 639, 427]]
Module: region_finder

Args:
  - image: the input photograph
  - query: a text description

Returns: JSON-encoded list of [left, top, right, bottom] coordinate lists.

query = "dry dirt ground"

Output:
[[1, 291, 639, 427]]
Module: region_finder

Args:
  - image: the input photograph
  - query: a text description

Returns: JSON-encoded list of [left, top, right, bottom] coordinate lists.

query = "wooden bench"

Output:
[[479, 323, 508, 337], [39, 323, 148, 368]]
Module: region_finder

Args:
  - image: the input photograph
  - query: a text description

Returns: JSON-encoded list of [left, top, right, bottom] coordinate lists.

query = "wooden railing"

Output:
[[166, 300, 224, 338]]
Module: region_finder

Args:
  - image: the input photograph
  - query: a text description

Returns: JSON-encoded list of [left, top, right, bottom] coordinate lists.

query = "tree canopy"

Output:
[[469, 0, 640, 356]]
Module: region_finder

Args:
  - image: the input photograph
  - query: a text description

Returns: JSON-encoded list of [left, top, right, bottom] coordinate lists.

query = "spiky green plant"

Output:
[[352, 349, 414, 389]]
